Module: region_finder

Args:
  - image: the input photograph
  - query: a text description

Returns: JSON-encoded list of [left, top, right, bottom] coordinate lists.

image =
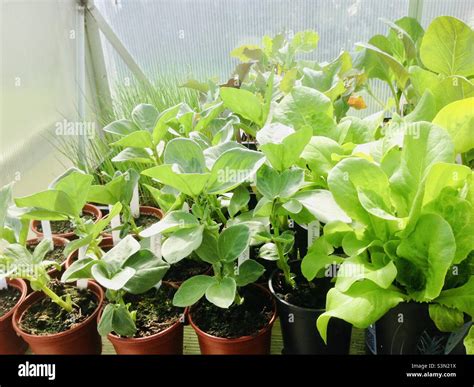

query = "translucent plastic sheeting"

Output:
[[0, 0, 78, 195], [421, 0, 474, 28], [96, 0, 410, 83]]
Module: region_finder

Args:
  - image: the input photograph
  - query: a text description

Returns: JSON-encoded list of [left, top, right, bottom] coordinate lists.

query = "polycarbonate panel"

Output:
[[96, 0, 409, 84], [1, 0, 78, 194], [421, 0, 474, 27]]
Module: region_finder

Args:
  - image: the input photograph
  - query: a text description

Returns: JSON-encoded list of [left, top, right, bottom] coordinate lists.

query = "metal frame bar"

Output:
[[408, 0, 424, 21], [85, 1, 153, 89], [76, 2, 87, 170], [84, 6, 113, 127]]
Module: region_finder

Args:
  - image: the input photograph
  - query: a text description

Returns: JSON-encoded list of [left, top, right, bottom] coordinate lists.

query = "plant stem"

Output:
[[41, 286, 73, 313], [388, 82, 400, 114], [270, 203, 295, 288], [234, 291, 244, 305], [215, 207, 227, 225], [366, 84, 385, 108]]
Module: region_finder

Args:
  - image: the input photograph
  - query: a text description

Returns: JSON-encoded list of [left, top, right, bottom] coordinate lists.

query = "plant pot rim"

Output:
[[101, 205, 163, 239], [0, 278, 28, 323], [104, 282, 184, 344], [188, 284, 277, 344], [268, 267, 328, 313], [107, 316, 183, 344], [12, 281, 104, 340], [26, 236, 70, 275], [31, 203, 103, 239]]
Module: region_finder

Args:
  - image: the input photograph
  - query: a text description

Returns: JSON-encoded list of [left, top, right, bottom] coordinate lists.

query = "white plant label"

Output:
[[130, 184, 140, 218], [238, 246, 250, 267], [0, 277, 7, 290], [41, 221, 53, 241], [109, 205, 121, 245], [307, 221, 320, 248], [77, 245, 88, 289], [150, 234, 162, 259], [182, 202, 190, 213]]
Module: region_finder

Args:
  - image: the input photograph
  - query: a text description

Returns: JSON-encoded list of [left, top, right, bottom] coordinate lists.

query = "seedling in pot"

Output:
[[14, 168, 120, 260], [0, 239, 72, 312], [62, 235, 170, 337], [171, 224, 264, 309], [139, 136, 265, 267], [87, 168, 151, 238], [252, 122, 350, 287]]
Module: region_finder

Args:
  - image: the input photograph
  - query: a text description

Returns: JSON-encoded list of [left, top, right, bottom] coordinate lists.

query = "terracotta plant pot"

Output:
[[102, 206, 163, 239], [0, 279, 28, 354], [65, 237, 113, 270], [139, 205, 164, 220], [188, 285, 277, 355], [31, 203, 103, 240], [26, 236, 69, 278], [12, 281, 104, 354], [107, 316, 184, 355]]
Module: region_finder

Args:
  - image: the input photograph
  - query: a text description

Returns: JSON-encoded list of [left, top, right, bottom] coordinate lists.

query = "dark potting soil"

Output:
[[20, 280, 98, 335], [37, 213, 95, 234], [27, 244, 65, 265], [191, 286, 273, 339], [163, 259, 210, 283], [273, 271, 333, 310], [133, 214, 159, 229], [123, 285, 183, 338], [0, 286, 21, 317]]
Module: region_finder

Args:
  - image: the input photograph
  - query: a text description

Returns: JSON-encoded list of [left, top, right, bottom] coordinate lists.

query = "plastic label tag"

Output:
[[130, 184, 140, 219], [150, 234, 162, 259], [109, 204, 121, 245], [307, 221, 320, 248], [0, 278, 7, 290], [366, 324, 377, 354], [238, 246, 250, 267], [41, 221, 53, 241], [76, 245, 88, 289]]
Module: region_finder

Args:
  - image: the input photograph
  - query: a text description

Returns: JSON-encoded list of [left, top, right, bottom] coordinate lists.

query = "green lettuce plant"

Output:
[[62, 235, 169, 336], [301, 122, 473, 347], [356, 16, 474, 115], [0, 239, 73, 312]]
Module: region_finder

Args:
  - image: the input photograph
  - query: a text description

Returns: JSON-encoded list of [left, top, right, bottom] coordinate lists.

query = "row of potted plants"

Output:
[[0, 15, 473, 355]]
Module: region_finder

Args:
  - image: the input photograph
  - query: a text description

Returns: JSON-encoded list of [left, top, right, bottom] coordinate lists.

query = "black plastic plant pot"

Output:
[[268, 265, 352, 354], [241, 141, 258, 151], [366, 302, 467, 355]]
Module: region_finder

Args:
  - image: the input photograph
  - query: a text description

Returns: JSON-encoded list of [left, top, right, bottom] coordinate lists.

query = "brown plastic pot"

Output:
[[138, 205, 164, 221], [188, 285, 277, 355], [12, 281, 104, 354], [26, 236, 69, 279], [0, 279, 28, 354], [65, 237, 114, 270], [102, 206, 163, 239], [107, 321, 184, 355], [105, 284, 184, 354], [31, 203, 103, 240]]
